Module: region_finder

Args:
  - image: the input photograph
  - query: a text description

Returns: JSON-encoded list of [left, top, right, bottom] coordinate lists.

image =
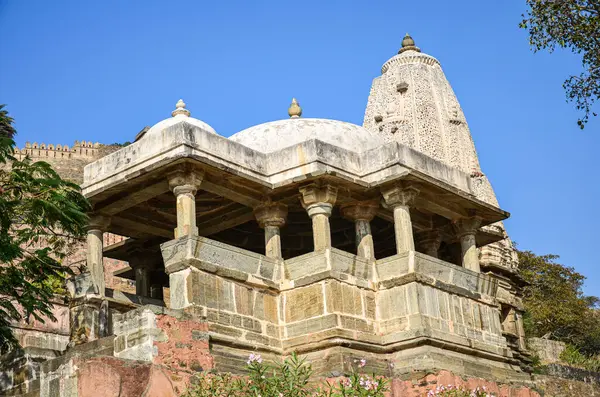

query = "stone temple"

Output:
[[2, 35, 536, 396]]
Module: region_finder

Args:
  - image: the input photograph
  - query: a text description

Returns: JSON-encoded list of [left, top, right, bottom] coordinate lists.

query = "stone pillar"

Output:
[[135, 265, 150, 297], [340, 201, 379, 260], [254, 202, 288, 259], [86, 214, 110, 296], [453, 216, 482, 272], [415, 230, 442, 258], [299, 184, 338, 251], [501, 306, 518, 336], [381, 185, 419, 254], [515, 310, 528, 351], [168, 169, 204, 238]]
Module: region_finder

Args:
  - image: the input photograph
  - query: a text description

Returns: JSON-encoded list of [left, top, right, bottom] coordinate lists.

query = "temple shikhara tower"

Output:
[[2, 36, 535, 396]]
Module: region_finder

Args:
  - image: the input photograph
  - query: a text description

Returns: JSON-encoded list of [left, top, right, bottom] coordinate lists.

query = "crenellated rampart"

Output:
[[12, 140, 121, 183]]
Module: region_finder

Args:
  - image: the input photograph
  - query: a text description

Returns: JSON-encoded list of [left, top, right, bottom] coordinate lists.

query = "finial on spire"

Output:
[[399, 33, 421, 54], [172, 99, 191, 117], [288, 98, 302, 118]]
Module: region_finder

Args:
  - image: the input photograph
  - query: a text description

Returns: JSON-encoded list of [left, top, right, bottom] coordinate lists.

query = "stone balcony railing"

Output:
[[159, 236, 510, 364]]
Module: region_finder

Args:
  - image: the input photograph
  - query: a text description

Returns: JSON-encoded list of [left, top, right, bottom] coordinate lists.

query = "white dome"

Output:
[[229, 118, 385, 154], [139, 100, 217, 141]]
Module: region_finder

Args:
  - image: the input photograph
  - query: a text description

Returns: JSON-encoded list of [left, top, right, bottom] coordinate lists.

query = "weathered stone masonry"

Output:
[[1, 35, 559, 397]]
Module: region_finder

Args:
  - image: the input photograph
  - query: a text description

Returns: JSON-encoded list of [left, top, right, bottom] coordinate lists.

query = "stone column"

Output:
[[299, 184, 338, 251], [453, 216, 482, 272], [515, 310, 528, 351], [254, 202, 288, 259], [341, 201, 379, 260], [86, 214, 110, 296], [134, 265, 150, 297], [415, 230, 442, 258], [168, 169, 204, 238], [381, 185, 419, 254]]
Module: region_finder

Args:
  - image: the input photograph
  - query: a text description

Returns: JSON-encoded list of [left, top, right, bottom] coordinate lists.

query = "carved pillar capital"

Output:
[[299, 183, 338, 209], [340, 200, 379, 222], [453, 216, 482, 273], [305, 203, 333, 218], [381, 185, 419, 209], [254, 202, 287, 259], [254, 202, 288, 228], [341, 201, 379, 260], [167, 169, 204, 193], [452, 216, 482, 238], [168, 168, 204, 238], [87, 214, 110, 232], [299, 183, 337, 251], [415, 230, 442, 258]]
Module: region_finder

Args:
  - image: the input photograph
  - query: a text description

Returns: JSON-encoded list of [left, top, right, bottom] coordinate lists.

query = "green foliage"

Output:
[[0, 105, 16, 139], [0, 105, 90, 352], [520, 0, 600, 128], [182, 353, 388, 397], [517, 249, 600, 355], [559, 344, 600, 372], [427, 385, 494, 396], [109, 141, 131, 147]]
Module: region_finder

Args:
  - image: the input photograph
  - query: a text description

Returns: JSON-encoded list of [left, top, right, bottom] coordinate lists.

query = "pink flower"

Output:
[[358, 358, 367, 368], [247, 353, 263, 365]]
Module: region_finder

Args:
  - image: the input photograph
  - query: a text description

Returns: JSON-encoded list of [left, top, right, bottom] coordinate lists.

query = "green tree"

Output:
[[517, 249, 600, 354], [520, 0, 600, 129], [0, 105, 16, 139], [0, 105, 90, 352]]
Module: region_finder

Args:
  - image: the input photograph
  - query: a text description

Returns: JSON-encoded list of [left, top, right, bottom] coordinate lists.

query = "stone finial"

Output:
[[288, 98, 302, 118], [399, 33, 421, 54], [172, 99, 191, 117]]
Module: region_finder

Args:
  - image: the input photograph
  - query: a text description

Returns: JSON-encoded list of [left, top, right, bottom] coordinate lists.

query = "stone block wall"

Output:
[[0, 348, 58, 396], [160, 235, 526, 382], [527, 338, 566, 365], [112, 306, 213, 372], [9, 299, 70, 355]]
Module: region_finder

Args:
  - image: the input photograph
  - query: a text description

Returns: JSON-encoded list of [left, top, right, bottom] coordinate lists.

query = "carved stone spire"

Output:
[[362, 38, 518, 272]]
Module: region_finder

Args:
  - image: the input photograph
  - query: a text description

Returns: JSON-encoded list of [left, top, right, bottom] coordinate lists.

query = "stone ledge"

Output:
[[161, 235, 280, 288], [377, 251, 498, 302]]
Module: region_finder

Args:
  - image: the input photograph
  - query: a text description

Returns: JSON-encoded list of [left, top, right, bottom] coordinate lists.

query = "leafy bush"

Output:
[[517, 249, 600, 355], [182, 353, 387, 397], [560, 344, 600, 372]]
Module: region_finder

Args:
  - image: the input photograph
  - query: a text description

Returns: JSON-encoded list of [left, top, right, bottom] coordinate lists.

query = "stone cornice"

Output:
[[81, 123, 508, 225]]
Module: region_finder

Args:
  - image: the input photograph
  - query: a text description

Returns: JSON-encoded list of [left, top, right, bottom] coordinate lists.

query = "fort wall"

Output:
[[13, 141, 122, 183], [10, 141, 133, 293]]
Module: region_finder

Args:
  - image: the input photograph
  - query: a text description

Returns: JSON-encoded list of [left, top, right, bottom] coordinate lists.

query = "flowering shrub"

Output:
[[182, 353, 387, 397], [427, 384, 494, 397]]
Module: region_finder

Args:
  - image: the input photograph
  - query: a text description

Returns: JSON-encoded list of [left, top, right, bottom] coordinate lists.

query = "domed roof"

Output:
[[137, 99, 216, 141], [230, 99, 384, 153], [230, 117, 385, 154]]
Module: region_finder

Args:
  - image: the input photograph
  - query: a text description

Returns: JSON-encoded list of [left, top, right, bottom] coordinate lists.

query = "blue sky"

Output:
[[1, 1, 598, 295]]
